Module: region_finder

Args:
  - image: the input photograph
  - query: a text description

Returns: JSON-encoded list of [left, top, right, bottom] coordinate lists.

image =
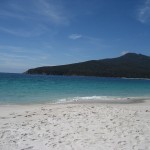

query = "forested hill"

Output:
[[25, 53, 150, 78]]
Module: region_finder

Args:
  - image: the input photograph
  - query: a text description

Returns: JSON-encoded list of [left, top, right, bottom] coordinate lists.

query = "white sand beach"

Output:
[[0, 101, 150, 150]]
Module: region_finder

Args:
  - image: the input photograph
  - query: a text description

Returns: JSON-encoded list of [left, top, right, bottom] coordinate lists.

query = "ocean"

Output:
[[0, 73, 150, 105]]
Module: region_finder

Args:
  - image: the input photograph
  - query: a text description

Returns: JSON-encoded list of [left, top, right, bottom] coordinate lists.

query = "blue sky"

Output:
[[0, 0, 150, 73]]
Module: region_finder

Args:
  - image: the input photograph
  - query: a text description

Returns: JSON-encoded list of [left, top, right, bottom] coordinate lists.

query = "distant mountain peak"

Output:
[[121, 53, 148, 58], [123, 52, 142, 56]]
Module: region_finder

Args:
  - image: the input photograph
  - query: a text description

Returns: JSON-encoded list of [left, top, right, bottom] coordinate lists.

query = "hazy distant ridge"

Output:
[[25, 53, 150, 78]]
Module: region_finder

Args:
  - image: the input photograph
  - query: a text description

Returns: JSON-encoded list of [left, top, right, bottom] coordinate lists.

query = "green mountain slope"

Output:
[[25, 53, 150, 78]]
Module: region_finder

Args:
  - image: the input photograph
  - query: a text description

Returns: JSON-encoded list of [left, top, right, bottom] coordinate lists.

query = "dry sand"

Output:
[[0, 101, 150, 150]]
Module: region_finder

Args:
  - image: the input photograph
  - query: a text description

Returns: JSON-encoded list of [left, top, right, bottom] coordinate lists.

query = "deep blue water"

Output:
[[0, 73, 150, 104]]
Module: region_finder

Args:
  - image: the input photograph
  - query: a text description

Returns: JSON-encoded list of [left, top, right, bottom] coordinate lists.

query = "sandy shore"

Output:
[[0, 101, 150, 150]]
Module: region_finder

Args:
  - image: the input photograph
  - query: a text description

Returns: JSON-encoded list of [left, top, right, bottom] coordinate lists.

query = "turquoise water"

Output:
[[0, 73, 150, 104]]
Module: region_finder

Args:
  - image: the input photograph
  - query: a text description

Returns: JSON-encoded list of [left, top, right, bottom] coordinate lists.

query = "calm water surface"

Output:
[[0, 73, 150, 104]]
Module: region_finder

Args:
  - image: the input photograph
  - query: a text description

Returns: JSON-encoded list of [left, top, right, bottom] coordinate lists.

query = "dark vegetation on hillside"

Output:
[[25, 53, 150, 78]]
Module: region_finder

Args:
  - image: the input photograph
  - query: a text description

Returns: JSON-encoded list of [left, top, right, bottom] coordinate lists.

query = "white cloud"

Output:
[[2, 0, 69, 25], [121, 51, 129, 55], [69, 34, 82, 40], [0, 25, 47, 37], [137, 0, 150, 23], [0, 0, 69, 37], [35, 0, 69, 25], [0, 45, 23, 52], [0, 45, 51, 71], [0, 51, 50, 73]]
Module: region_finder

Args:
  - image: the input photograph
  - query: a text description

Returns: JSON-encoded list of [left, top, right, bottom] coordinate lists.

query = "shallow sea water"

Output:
[[0, 73, 150, 104]]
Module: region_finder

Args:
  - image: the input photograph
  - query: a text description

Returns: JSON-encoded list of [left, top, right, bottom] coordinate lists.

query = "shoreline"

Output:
[[1, 72, 150, 80], [0, 96, 150, 106], [0, 99, 150, 149]]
